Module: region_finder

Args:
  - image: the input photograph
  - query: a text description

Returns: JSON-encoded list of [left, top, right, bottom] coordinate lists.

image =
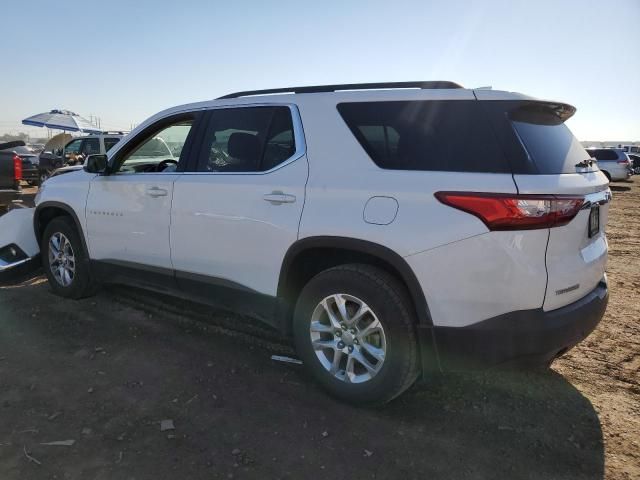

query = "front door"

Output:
[[86, 114, 199, 274]]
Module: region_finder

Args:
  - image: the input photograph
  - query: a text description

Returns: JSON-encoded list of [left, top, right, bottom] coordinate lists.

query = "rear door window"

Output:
[[337, 101, 509, 173], [197, 106, 296, 172]]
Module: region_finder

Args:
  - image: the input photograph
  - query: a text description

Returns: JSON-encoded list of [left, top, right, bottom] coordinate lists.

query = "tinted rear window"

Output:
[[508, 104, 588, 174], [586, 149, 618, 161], [337, 101, 509, 173]]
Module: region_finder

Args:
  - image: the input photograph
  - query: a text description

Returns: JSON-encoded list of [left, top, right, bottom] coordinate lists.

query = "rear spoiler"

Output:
[[508, 101, 577, 124]]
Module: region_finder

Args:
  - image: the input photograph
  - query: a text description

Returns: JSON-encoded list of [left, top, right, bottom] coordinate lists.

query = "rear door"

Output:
[[170, 104, 308, 313], [482, 97, 610, 310]]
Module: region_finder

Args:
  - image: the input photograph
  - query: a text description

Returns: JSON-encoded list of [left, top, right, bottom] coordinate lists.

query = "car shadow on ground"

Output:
[[610, 185, 631, 192], [0, 281, 605, 480]]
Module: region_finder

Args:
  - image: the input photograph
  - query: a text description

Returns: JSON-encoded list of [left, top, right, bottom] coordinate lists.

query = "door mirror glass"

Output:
[[84, 154, 108, 174]]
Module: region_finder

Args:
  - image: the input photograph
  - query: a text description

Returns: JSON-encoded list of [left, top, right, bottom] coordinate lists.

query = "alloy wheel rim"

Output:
[[309, 294, 387, 384], [48, 232, 75, 287]]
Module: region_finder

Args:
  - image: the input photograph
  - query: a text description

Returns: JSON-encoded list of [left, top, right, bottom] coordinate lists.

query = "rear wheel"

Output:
[[293, 264, 419, 405], [42, 217, 96, 299], [602, 170, 611, 182]]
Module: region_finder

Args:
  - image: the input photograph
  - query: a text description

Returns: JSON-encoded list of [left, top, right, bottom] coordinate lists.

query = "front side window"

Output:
[[117, 120, 193, 174], [64, 139, 82, 154], [198, 106, 295, 172]]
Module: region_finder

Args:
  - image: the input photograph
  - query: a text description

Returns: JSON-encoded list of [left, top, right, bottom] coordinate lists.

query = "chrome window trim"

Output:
[[182, 103, 307, 176]]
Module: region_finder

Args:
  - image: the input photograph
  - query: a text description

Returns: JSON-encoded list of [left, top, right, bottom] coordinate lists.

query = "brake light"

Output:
[[13, 154, 22, 181], [435, 192, 584, 230], [617, 159, 630, 165]]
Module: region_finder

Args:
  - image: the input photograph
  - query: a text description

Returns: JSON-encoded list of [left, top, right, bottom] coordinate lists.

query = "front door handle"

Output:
[[146, 186, 168, 198], [263, 191, 296, 205]]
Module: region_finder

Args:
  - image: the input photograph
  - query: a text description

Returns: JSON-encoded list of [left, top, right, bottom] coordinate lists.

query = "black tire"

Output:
[[602, 170, 611, 182], [293, 264, 420, 406], [41, 216, 97, 299]]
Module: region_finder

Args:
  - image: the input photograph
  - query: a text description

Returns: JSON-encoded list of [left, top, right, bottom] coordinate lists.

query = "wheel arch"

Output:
[[34, 201, 89, 256], [277, 236, 433, 332]]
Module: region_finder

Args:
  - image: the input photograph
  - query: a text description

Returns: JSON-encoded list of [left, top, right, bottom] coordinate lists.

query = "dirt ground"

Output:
[[0, 181, 638, 480]]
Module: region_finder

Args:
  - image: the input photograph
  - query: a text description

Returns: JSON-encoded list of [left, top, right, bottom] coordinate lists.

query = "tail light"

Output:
[[617, 158, 630, 165], [13, 154, 22, 181], [435, 192, 584, 230]]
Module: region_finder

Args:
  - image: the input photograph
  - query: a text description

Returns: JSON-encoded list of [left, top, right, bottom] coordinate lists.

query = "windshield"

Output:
[[128, 137, 173, 159]]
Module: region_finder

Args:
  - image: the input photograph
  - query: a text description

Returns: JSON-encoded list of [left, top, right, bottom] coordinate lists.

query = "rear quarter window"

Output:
[[337, 101, 510, 173]]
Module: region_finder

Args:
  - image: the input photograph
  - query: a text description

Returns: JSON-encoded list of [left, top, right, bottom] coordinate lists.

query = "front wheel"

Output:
[[42, 217, 97, 299], [293, 264, 420, 405]]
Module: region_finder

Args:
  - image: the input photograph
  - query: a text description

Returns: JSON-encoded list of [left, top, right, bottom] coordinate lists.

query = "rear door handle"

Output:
[[263, 191, 296, 205], [146, 186, 168, 198]]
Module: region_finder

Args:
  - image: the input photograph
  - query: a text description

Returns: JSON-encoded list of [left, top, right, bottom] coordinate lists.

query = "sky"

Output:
[[0, 0, 638, 141]]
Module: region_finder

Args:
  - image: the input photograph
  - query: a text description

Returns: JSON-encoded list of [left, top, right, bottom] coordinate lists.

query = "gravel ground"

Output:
[[0, 180, 637, 480]]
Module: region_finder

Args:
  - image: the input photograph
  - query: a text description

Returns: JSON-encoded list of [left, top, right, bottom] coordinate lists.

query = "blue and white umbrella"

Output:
[[22, 109, 101, 134]]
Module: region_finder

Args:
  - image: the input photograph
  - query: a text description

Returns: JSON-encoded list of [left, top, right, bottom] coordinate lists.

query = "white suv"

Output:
[[30, 82, 610, 404], [584, 148, 632, 181]]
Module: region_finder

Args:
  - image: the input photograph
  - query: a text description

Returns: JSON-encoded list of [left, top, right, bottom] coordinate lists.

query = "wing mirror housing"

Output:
[[84, 154, 108, 174]]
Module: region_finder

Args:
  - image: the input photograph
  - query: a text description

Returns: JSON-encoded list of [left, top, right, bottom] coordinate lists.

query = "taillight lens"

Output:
[[13, 154, 22, 181], [435, 192, 584, 230], [617, 159, 630, 165]]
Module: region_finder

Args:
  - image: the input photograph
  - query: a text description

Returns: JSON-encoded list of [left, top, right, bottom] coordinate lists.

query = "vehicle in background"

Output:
[[620, 145, 639, 154], [627, 153, 640, 174], [0, 141, 27, 212], [7, 143, 40, 186], [585, 148, 632, 181], [38, 132, 124, 184]]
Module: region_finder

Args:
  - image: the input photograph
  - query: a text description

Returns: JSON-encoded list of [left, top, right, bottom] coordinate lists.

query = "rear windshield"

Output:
[[508, 104, 588, 174], [585, 149, 619, 161], [337, 101, 509, 173]]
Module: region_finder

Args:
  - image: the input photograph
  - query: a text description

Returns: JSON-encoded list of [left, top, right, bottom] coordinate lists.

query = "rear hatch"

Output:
[[480, 96, 610, 311]]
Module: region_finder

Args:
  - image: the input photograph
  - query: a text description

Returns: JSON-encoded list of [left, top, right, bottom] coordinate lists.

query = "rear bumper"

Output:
[[420, 279, 608, 372]]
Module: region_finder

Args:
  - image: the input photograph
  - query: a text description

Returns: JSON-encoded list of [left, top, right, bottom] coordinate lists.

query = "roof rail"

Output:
[[217, 81, 463, 99]]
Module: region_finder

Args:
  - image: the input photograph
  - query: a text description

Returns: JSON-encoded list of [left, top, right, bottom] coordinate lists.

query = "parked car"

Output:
[[620, 145, 639, 155], [0, 141, 38, 210], [2, 81, 611, 405], [627, 153, 640, 174], [9, 143, 39, 186], [38, 133, 124, 184], [585, 148, 632, 181]]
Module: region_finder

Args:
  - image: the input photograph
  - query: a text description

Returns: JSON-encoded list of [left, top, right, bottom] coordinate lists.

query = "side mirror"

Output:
[[84, 154, 108, 174]]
